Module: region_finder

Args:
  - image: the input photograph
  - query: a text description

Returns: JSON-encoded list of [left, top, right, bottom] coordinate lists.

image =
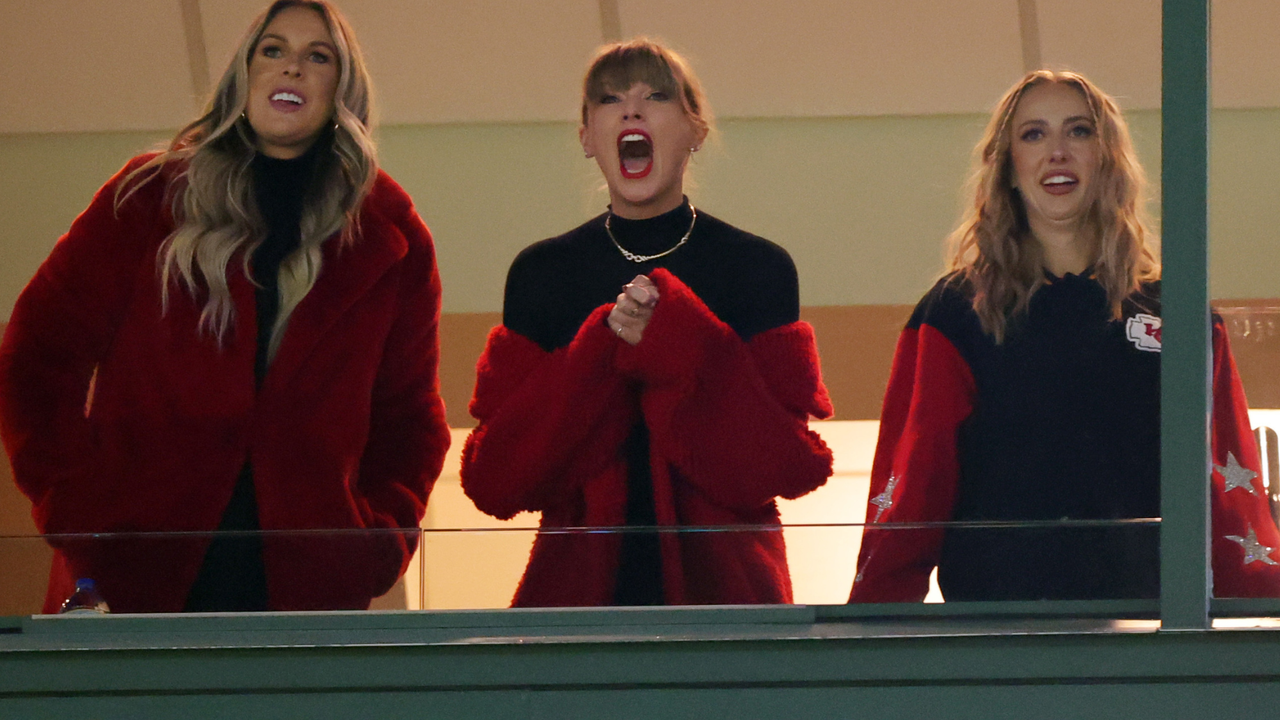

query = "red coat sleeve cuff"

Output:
[[462, 305, 635, 519], [618, 269, 834, 510]]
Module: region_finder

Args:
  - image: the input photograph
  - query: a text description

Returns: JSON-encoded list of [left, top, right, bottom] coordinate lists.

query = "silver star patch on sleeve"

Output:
[[1215, 451, 1260, 495], [1225, 525, 1279, 566], [870, 475, 900, 523]]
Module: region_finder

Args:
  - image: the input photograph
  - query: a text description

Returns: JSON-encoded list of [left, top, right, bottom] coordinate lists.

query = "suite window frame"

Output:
[[2, 0, 1273, 636]]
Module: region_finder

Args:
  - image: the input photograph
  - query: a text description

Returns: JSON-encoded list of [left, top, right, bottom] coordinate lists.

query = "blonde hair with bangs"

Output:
[[119, 0, 377, 360], [946, 70, 1160, 342], [580, 38, 712, 138]]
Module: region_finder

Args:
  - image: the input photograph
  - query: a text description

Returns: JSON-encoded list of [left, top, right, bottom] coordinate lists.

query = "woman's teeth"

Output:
[[271, 92, 304, 105], [618, 134, 654, 178]]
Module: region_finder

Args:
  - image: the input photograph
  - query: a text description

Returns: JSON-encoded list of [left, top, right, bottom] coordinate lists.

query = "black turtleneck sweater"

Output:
[[183, 148, 317, 611], [503, 200, 799, 604]]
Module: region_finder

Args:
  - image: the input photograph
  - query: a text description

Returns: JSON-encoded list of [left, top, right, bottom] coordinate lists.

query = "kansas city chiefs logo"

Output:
[[1126, 313, 1162, 352]]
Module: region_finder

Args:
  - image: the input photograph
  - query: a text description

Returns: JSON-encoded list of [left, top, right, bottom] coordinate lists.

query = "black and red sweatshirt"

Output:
[[850, 271, 1280, 602]]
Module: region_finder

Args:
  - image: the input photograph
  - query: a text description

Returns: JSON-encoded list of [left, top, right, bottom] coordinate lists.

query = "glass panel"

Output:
[[1210, 306, 1280, 599], [1208, 1, 1280, 603], [0, 420, 1181, 616], [0, 529, 421, 615]]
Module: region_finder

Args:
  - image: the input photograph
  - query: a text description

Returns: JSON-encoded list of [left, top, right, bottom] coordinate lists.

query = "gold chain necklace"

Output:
[[605, 206, 697, 263]]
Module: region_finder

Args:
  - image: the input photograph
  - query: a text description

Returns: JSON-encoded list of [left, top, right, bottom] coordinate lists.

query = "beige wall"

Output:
[[4, 107, 1280, 321]]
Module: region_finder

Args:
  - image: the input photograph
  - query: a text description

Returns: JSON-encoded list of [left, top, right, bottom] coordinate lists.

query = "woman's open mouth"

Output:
[[269, 89, 306, 113], [1040, 171, 1078, 196], [618, 130, 653, 179]]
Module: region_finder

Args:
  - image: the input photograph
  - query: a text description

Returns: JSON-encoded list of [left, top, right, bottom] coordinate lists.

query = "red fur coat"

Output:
[[0, 155, 450, 613], [461, 269, 834, 606]]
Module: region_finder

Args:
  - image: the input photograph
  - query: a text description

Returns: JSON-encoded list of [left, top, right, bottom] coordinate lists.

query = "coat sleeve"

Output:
[[1208, 320, 1280, 597], [350, 203, 452, 579], [848, 321, 976, 603], [461, 306, 635, 520], [617, 269, 834, 512], [0, 155, 163, 535]]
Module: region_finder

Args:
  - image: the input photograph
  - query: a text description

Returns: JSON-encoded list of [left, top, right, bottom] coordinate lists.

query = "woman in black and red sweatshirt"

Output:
[[460, 39, 834, 607], [850, 70, 1280, 602]]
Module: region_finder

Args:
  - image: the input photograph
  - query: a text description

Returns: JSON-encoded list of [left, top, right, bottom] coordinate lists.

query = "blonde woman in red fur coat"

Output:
[[461, 39, 834, 607], [0, 1, 449, 613]]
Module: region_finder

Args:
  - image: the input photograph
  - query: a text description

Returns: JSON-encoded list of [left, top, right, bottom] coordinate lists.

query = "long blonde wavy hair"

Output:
[[946, 70, 1160, 342], [119, 0, 377, 359]]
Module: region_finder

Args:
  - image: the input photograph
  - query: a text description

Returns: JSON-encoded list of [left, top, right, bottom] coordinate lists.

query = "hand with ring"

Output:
[[608, 274, 659, 346]]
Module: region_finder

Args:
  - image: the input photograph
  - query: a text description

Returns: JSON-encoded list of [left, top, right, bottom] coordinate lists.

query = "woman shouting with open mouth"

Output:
[[461, 38, 834, 607]]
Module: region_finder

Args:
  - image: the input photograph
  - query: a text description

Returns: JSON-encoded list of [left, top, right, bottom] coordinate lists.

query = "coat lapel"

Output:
[[260, 215, 407, 395]]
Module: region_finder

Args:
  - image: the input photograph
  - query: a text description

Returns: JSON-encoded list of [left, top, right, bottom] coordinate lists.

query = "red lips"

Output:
[[617, 129, 653, 179]]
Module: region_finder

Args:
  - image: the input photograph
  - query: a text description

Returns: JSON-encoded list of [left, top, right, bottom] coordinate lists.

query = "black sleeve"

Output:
[[734, 241, 800, 341], [501, 243, 593, 353]]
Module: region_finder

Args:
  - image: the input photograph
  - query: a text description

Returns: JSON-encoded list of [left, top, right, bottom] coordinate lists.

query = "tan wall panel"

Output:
[[0, 1, 197, 133], [618, 0, 1024, 118], [1213, 0, 1280, 109], [199, 0, 268, 83], [3, 1, 1280, 135], [439, 312, 501, 428], [801, 305, 912, 421], [1037, 0, 1162, 110]]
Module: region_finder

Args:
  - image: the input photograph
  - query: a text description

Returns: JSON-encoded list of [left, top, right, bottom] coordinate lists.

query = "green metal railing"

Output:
[[1160, 0, 1212, 630]]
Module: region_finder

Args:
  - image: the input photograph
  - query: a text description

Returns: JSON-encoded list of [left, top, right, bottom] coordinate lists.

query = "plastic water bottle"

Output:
[[59, 578, 110, 615]]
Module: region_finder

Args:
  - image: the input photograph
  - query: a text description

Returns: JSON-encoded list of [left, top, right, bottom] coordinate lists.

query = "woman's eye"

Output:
[[599, 94, 620, 104], [1020, 128, 1043, 141], [309, 51, 331, 64], [260, 44, 283, 59], [647, 91, 670, 101], [1070, 124, 1095, 138]]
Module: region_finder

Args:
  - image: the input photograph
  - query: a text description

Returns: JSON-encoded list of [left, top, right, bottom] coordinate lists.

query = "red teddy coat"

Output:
[[0, 155, 450, 613], [461, 269, 834, 607]]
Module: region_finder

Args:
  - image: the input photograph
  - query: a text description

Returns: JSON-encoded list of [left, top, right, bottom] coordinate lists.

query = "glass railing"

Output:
[[0, 519, 1176, 615], [5, 406, 1280, 616]]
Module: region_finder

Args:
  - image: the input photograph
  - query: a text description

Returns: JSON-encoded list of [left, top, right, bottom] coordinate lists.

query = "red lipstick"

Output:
[[618, 129, 653, 179]]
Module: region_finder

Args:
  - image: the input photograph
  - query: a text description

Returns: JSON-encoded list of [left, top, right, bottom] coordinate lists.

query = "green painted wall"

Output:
[[1, 108, 1276, 319]]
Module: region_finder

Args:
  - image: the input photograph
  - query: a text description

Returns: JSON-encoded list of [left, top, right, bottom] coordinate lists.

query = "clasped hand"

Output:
[[607, 275, 659, 346]]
